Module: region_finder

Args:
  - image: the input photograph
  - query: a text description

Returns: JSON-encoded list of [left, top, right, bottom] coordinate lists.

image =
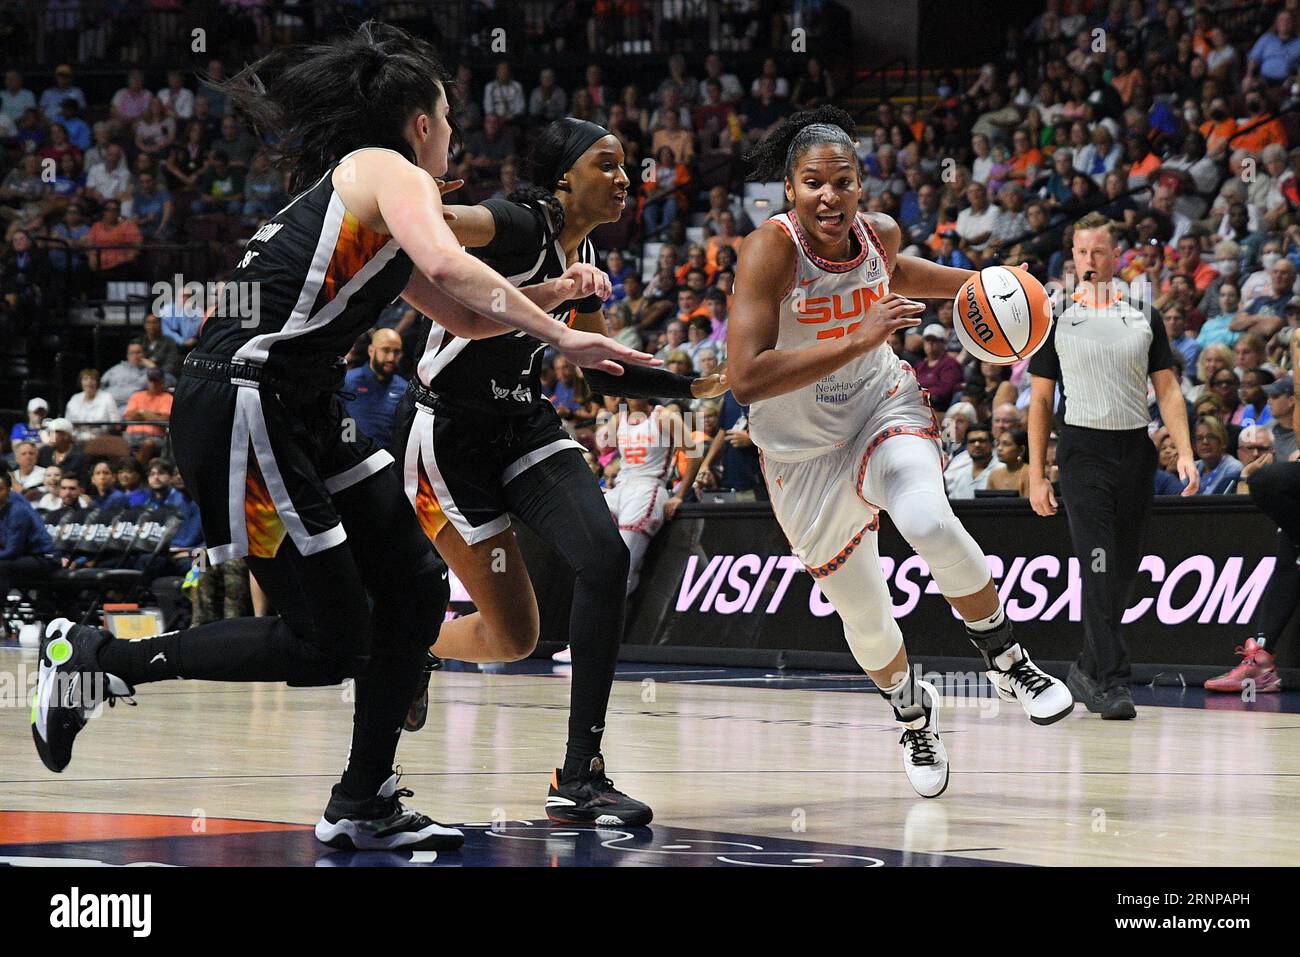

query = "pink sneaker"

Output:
[[1204, 638, 1282, 694]]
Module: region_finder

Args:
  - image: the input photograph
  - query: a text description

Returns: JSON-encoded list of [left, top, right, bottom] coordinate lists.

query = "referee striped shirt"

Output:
[[1028, 288, 1174, 430]]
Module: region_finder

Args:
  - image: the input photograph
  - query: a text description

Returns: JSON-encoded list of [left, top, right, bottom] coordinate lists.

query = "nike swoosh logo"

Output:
[[799, 277, 816, 286], [590, 725, 605, 734], [1070, 317, 1089, 326]]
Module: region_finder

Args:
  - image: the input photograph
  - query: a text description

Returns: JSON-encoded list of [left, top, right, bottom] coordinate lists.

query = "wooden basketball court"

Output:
[[1, 650, 1296, 867]]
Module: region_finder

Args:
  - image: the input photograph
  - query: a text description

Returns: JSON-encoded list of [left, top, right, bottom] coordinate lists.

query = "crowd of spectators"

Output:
[[12, 0, 1300, 632], [436, 1, 1300, 506], [850, 0, 1300, 503], [0, 57, 291, 321]]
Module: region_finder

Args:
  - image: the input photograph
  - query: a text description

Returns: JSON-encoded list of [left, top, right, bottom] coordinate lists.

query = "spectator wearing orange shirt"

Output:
[[1109, 49, 1146, 106], [1126, 133, 1163, 187], [1168, 232, 1219, 294], [705, 211, 744, 270], [1200, 98, 1238, 160], [1007, 128, 1043, 187], [124, 367, 173, 446], [638, 145, 690, 237], [674, 245, 714, 286], [650, 106, 695, 165], [674, 288, 709, 326], [1233, 93, 1287, 156], [80, 198, 142, 281]]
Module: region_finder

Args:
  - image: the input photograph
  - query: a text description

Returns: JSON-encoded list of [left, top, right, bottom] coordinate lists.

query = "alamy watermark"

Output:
[[151, 272, 262, 329]]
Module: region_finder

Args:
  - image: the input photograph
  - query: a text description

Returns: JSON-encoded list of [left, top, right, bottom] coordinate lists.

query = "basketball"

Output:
[[953, 266, 1053, 365]]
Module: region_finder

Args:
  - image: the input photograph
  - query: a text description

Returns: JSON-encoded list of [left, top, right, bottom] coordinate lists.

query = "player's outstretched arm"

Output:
[[344, 150, 657, 374], [867, 212, 975, 300]]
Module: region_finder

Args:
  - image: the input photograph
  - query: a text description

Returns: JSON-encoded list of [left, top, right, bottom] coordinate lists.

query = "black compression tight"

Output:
[[504, 449, 630, 778]]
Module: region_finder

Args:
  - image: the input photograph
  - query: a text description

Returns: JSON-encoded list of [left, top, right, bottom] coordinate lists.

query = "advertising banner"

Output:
[[515, 498, 1289, 668]]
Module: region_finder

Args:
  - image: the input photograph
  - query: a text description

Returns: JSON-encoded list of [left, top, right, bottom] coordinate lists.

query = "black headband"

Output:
[[549, 118, 612, 188]]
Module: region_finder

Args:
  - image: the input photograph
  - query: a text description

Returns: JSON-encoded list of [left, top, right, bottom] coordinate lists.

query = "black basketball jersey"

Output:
[[195, 147, 415, 384], [415, 198, 601, 414]]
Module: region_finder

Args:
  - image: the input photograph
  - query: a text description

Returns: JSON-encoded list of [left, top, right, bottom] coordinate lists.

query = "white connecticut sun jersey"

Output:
[[749, 211, 906, 462], [615, 406, 676, 485]]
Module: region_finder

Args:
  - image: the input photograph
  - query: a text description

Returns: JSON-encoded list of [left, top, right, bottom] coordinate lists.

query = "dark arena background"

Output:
[[0, 0, 1292, 933]]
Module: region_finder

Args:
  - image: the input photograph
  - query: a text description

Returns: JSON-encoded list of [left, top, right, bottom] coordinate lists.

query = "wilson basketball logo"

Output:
[[963, 282, 997, 345], [954, 266, 1053, 365], [796, 282, 886, 340]]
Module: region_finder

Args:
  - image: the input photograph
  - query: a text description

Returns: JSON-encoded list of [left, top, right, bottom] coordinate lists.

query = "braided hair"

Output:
[[213, 21, 455, 195], [743, 105, 859, 182]]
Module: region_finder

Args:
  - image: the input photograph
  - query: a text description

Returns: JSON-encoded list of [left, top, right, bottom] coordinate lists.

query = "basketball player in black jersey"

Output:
[[394, 118, 727, 826], [30, 24, 654, 851]]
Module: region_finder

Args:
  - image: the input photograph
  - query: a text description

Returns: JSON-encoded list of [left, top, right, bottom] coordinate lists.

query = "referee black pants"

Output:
[[1056, 425, 1156, 691]]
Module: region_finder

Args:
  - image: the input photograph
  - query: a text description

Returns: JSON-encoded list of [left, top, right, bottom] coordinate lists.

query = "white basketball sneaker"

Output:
[[986, 645, 1074, 725], [895, 679, 949, 799], [551, 645, 572, 664]]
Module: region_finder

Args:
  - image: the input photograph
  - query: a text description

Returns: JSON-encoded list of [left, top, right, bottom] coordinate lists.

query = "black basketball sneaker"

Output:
[[545, 756, 653, 826], [32, 618, 135, 773], [315, 770, 464, 851], [403, 650, 443, 733]]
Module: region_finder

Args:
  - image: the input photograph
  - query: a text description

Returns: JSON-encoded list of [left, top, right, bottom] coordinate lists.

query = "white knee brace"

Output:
[[840, 604, 905, 672], [889, 487, 990, 599]]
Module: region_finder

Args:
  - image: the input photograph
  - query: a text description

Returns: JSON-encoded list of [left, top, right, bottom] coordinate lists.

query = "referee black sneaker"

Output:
[[315, 771, 464, 851], [545, 756, 654, 827], [1101, 684, 1137, 721], [403, 650, 443, 733], [1066, 662, 1104, 714], [32, 618, 135, 773]]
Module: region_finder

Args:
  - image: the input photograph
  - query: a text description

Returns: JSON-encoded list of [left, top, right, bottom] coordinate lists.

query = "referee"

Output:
[[1027, 213, 1199, 720]]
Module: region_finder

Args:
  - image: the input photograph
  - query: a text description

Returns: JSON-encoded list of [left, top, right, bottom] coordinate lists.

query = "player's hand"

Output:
[[691, 361, 729, 398], [850, 293, 925, 354], [665, 495, 684, 520], [1177, 453, 1200, 495], [552, 263, 612, 302], [435, 179, 464, 220], [1029, 474, 1057, 516], [553, 326, 660, 375], [727, 427, 752, 448]]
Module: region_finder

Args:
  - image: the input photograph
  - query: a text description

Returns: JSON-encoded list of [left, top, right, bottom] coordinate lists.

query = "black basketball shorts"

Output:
[[392, 387, 583, 546], [171, 365, 393, 565]]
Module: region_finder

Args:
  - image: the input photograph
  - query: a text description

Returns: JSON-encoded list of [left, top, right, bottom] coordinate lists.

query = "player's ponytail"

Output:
[[744, 105, 858, 182], [214, 20, 455, 194], [507, 184, 567, 235]]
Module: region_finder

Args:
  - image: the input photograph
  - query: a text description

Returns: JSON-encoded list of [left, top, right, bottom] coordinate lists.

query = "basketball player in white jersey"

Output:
[[606, 399, 706, 590], [729, 108, 1072, 798]]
